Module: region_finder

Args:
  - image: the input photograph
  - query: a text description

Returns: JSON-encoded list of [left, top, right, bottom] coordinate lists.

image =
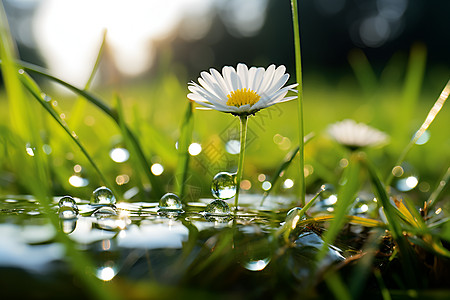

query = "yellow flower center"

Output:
[[226, 88, 260, 108]]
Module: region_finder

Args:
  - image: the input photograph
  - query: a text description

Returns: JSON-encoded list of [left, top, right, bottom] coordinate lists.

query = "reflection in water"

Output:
[[0, 196, 364, 298]]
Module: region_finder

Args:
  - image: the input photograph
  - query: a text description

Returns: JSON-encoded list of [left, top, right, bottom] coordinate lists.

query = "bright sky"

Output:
[[32, 0, 214, 86]]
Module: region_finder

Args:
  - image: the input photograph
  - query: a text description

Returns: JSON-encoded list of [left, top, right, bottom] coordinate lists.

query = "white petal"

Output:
[[223, 66, 240, 92], [257, 64, 276, 94], [264, 73, 289, 97], [200, 72, 227, 99], [251, 67, 265, 93], [237, 63, 249, 89], [189, 83, 229, 110], [210, 68, 231, 95]]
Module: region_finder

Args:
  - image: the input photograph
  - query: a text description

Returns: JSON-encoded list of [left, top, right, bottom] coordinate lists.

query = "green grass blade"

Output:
[[175, 101, 194, 200], [365, 158, 420, 287], [12, 59, 164, 198], [317, 152, 361, 261], [349, 228, 386, 299], [261, 132, 314, 206], [427, 166, 450, 210], [0, 3, 49, 200], [348, 48, 378, 97], [386, 79, 450, 186], [291, 0, 305, 206], [393, 43, 427, 147], [18, 71, 119, 197], [70, 29, 107, 130], [325, 271, 352, 300], [113, 94, 148, 198], [374, 269, 392, 300]]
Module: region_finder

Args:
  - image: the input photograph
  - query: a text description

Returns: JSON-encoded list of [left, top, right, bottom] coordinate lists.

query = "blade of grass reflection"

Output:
[[261, 132, 314, 206], [13, 59, 164, 198]]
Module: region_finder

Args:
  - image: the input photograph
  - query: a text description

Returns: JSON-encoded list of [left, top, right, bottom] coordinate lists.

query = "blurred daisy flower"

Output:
[[187, 63, 297, 116], [328, 119, 389, 150]]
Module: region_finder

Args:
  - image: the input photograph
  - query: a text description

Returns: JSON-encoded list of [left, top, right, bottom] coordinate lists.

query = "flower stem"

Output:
[[235, 115, 248, 209], [291, 0, 305, 207]]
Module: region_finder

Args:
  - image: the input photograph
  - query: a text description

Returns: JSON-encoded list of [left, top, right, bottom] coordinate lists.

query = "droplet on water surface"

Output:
[[158, 193, 183, 211], [205, 199, 230, 215], [91, 187, 116, 205], [58, 196, 79, 219], [58, 196, 78, 210], [211, 172, 236, 200], [93, 206, 118, 218], [58, 206, 78, 219]]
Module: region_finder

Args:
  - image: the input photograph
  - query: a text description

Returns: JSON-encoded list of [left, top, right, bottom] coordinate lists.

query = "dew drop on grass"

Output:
[[205, 199, 230, 215], [91, 187, 116, 205], [158, 193, 183, 211], [211, 172, 236, 200]]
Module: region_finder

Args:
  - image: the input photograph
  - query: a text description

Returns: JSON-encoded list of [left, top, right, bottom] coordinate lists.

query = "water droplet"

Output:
[[392, 166, 404, 177], [205, 199, 230, 215], [415, 130, 430, 145], [283, 179, 294, 189], [60, 219, 77, 234], [58, 206, 78, 219], [158, 193, 183, 211], [109, 148, 129, 163], [188, 143, 202, 156], [58, 196, 78, 210], [225, 140, 240, 154], [91, 187, 116, 205], [396, 176, 418, 191], [151, 163, 164, 176], [211, 172, 236, 199], [287, 207, 302, 217], [96, 266, 117, 281], [68, 175, 89, 187], [93, 206, 118, 217], [262, 181, 272, 191], [320, 184, 336, 199], [25, 143, 35, 156], [244, 258, 271, 272]]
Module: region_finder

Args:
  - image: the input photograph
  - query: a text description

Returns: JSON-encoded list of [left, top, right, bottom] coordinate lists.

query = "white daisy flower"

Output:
[[187, 63, 298, 116], [328, 119, 389, 149]]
